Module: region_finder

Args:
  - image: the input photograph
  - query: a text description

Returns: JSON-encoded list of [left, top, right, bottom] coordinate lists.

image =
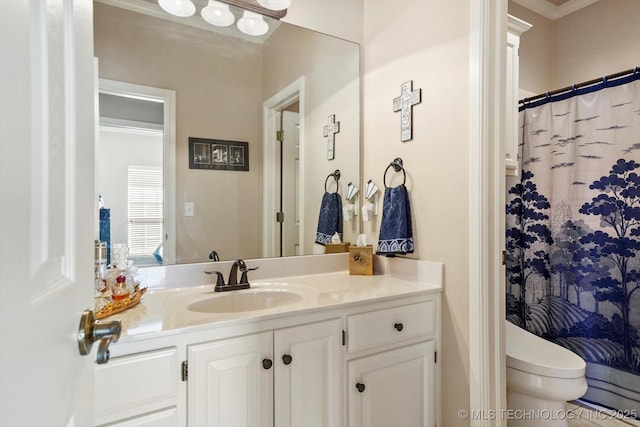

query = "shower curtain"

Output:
[[506, 72, 640, 414]]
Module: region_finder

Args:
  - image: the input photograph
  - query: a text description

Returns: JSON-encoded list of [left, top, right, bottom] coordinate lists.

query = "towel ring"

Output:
[[324, 169, 341, 193], [383, 158, 406, 188]]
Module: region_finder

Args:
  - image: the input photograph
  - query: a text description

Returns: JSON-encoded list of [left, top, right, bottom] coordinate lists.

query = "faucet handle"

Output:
[[205, 271, 225, 289], [240, 266, 259, 284]]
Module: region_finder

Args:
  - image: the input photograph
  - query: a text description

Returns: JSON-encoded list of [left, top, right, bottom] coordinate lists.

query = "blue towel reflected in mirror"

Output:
[[315, 192, 343, 245]]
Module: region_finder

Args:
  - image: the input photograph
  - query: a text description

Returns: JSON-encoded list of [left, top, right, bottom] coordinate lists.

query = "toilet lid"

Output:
[[506, 322, 586, 379]]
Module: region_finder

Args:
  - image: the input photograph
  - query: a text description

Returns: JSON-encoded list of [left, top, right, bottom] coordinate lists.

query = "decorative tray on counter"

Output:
[[95, 285, 147, 319]]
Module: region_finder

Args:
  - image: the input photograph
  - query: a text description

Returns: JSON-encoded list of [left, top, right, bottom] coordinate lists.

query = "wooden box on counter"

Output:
[[324, 242, 351, 254], [349, 245, 373, 275]]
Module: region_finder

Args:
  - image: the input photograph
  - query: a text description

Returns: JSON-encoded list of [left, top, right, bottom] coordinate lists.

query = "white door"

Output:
[[188, 332, 274, 427], [347, 341, 435, 427], [282, 111, 300, 256], [0, 1, 96, 426], [274, 318, 342, 427]]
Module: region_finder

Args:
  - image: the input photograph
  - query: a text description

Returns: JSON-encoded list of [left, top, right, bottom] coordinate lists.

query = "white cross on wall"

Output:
[[393, 80, 421, 142], [323, 114, 340, 160]]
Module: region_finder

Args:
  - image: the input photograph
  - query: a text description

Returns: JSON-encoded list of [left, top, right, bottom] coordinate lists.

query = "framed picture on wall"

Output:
[[192, 142, 211, 164], [188, 137, 249, 171]]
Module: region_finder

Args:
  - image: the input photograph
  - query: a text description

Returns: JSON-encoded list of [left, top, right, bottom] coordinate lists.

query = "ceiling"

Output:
[[512, 0, 599, 20]]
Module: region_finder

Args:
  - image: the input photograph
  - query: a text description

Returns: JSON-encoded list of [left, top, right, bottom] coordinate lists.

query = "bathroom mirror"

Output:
[[94, 0, 360, 265]]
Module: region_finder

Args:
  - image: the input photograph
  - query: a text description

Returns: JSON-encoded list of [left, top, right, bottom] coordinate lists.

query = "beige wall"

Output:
[[552, 0, 640, 88], [263, 24, 360, 253], [510, 0, 640, 95], [283, 0, 364, 44], [362, 1, 471, 425], [94, 3, 264, 263]]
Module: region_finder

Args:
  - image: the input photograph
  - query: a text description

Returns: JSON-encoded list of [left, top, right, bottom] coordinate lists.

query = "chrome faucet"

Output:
[[205, 259, 259, 292]]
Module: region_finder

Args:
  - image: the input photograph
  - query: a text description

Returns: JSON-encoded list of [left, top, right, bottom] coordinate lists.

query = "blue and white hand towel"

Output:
[[315, 192, 343, 245], [376, 184, 414, 256]]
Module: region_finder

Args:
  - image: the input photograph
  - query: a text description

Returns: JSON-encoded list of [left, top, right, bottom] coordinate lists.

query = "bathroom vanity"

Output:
[[94, 261, 441, 427]]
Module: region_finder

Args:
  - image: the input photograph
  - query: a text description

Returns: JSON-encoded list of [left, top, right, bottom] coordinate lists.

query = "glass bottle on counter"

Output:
[[112, 275, 130, 301]]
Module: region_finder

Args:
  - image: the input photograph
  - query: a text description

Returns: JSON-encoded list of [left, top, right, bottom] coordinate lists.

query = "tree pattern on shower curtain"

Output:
[[506, 74, 640, 413]]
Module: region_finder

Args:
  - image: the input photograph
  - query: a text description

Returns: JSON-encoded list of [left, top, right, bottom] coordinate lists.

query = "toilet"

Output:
[[506, 321, 588, 427]]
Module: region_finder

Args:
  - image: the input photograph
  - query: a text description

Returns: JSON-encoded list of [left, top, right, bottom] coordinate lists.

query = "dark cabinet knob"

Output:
[[262, 358, 273, 370], [282, 354, 293, 365], [394, 322, 404, 332], [356, 382, 365, 393]]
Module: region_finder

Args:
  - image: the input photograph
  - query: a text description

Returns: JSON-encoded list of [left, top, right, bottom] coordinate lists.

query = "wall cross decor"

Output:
[[323, 114, 340, 160], [393, 80, 422, 142]]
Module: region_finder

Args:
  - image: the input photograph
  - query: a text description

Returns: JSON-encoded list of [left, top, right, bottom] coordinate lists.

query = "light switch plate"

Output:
[[184, 202, 194, 217]]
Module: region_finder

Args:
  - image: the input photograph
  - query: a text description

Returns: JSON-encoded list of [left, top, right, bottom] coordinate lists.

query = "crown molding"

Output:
[[507, 14, 532, 36], [512, 0, 599, 20]]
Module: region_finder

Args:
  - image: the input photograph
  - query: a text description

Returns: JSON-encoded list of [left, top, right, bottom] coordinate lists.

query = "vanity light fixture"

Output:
[[223, 0, 288, 20], [158, 0, 196, 17], [237, 11, 269, 36], [201, 0, 235, 27], [256, 0, 291, 11]]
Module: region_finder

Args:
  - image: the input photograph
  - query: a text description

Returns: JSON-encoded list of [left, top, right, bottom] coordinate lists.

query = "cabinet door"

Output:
[[274, 318, 342, 427], [348, 341, 435, 427], [188, 332, 273, 427]]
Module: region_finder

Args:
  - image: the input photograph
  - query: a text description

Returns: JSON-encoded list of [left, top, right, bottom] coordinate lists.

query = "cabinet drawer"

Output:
[[95, 347, 179, 418], [347, 301, 434, 353], [97, 407, 178, 427]]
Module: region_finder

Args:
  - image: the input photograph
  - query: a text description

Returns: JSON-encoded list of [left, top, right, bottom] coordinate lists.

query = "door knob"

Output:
[[356, 382, 366, 393], [77, 309, 122, 364], [262, 358, 273, 369], [282, 354, 293, 365]]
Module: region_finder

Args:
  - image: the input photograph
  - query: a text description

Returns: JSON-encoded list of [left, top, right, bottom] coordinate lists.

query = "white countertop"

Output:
[[109, 270, 442, 342]]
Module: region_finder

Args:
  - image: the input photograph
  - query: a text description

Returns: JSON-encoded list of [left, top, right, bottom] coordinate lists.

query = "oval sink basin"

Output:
[[188, 289, 303, 313]]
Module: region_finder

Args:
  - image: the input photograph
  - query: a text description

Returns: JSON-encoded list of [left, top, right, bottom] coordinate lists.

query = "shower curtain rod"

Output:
[[518, 66, 639, 104]]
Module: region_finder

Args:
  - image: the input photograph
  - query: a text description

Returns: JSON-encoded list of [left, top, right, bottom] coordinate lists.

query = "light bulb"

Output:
[[257, 0, 291, 11], [201, 0, 235, 27], [237, 11, 269, 36], [158, 0, 196, 17]]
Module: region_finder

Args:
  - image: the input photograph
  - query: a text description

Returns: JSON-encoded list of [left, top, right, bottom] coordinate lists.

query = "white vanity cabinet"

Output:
[[94, 281, 440, 427], [187, 318, 342, 427], [346, 300, 438, 427]]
